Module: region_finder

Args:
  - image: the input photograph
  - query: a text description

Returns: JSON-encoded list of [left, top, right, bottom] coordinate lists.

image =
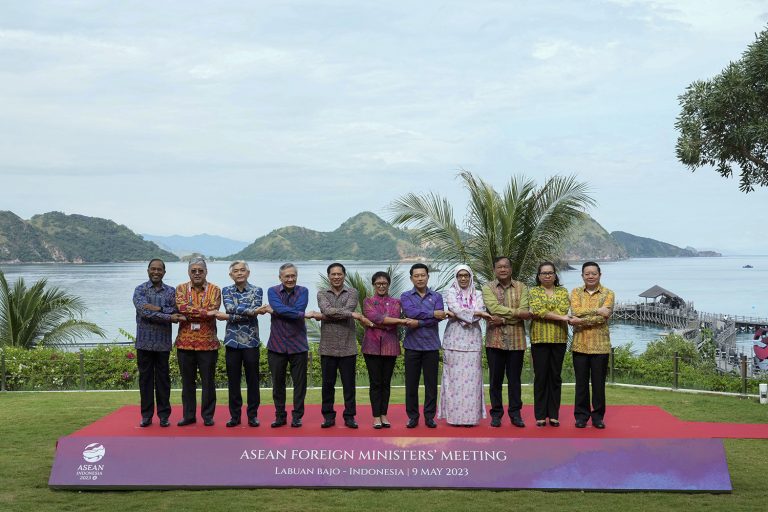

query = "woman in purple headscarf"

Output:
[[438, 265, 491, 426]]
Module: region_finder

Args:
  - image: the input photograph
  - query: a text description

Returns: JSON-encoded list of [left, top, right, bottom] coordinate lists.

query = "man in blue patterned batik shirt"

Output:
[[133, 258, 185, 428], [214, 260, 269, 427]]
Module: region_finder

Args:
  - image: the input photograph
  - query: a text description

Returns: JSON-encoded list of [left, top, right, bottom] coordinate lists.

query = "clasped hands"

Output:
[[207, 304, 272, 321], [142, 304, 186, 323]]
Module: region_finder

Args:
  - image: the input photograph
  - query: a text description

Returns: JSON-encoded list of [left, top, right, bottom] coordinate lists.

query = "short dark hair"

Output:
[[371, 271, 391, 285], [582, 261, 601, 274], [148, 258, 165, 270], [327, 262, 346, 275], [493, 256, 511, 268], [535, 261, 560, 287], [409, 263, 429, 276]]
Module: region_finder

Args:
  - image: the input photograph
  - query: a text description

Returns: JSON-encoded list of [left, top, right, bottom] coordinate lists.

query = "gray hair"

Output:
[[279, 262, 297, 274], [188, 257, 207, 269], [229, 260, 249, 271]]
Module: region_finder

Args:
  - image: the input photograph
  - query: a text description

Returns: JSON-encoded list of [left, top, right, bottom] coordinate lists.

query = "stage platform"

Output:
[[68, 404, 768, 439], [49, 404, 767, 491]]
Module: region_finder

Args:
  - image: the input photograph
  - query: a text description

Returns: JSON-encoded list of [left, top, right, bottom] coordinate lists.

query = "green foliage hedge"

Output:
[[0, 333, 762, 393], [0, 344, 409, 391]]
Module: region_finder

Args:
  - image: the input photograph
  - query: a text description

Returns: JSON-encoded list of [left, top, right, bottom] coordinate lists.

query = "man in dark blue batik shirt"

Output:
[[133, 258, 185, 428]]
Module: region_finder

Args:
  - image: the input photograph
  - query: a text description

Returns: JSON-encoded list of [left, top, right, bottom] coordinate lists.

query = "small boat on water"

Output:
[[743, 265, 754, 268]]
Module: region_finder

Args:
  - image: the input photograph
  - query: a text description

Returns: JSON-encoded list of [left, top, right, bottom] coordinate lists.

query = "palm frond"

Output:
[[388, 192, 469, 264], [0, 270, 106, 348], [37, 319, 106, 349], [387, 171, 594, 287]]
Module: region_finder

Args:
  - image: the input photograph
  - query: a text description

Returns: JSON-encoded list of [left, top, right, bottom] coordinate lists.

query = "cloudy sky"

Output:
[[2, 0, 767, 254]]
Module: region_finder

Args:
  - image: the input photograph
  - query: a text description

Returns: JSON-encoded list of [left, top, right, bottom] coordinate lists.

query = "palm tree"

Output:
[[0, 271, 106, 348], [389, 171, 595, 284]]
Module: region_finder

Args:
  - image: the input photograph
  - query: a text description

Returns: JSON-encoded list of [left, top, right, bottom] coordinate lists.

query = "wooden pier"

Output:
[[613, 302, 768, 376]]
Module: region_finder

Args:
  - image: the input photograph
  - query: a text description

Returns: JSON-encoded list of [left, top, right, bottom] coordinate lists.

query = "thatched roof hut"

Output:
[[639, 285, 685, 308]]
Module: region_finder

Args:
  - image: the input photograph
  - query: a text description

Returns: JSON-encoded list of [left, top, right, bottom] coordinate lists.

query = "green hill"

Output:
[[611, 231, 698, 257], [0, 211, 178, 263], [561, 213, 628, 261], [0, 211, 56, 262], [1, 209, 717, 264], [229, 211, 425, 261]]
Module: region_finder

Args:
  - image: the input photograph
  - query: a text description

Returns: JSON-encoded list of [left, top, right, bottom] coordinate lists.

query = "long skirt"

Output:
[[437, 349, 486, 425]]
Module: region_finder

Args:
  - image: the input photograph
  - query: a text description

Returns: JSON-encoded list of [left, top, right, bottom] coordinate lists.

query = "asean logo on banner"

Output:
[[82, 443, 106, 463]]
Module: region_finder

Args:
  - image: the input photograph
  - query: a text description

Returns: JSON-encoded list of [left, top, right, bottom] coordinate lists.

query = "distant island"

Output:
[[0, 210, 720, 263], [610, 231, 720, 258], [0, 211, 178, 263], [229, 212, 424, 261], [228, 211, 720, 261]]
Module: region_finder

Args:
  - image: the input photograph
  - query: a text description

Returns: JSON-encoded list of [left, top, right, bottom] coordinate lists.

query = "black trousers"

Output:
[[363, 354, 397, 417], [404, 349, 439, 421], [486, 347, 524, 420], [531, 343, 567, 421], [267, 350, 307, 421], [136, 349, 171, 420], [176, 348, 218, 422], [225, 346, 261, 421], [320, 354, 357, 421], [572, 351, 609, 423]]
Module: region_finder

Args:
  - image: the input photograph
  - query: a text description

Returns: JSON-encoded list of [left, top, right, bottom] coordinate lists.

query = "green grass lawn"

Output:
[[1, 385, 767, 512]]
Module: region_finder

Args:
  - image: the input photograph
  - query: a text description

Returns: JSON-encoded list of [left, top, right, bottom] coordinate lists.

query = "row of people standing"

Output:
[[133, 257, 422, 429], [360, 257, 616, 430], [132, 256, 613, 430]]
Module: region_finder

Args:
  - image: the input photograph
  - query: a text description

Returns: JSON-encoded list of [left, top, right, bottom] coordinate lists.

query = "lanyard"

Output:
[[187, 283, 208, 308]]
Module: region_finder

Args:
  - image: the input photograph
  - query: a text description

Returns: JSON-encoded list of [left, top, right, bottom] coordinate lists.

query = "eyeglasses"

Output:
[[190, 269, 206, 274], [374, 282, 389, 287], [538, 272, 555, 276]]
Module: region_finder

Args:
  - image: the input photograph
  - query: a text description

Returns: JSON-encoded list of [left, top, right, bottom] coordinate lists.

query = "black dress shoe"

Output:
[[291, 418, 302, 428], [575, 421, 587, 428], [139, 418, 152, 428], [406, 418, 418, 429], [490, 417, 502, 428], [177, 418, 196, 427], [159, 418, 170, 428], [511, 417, 526, 428], [381, 420, 391, 428], [593, 420, 606, 429], [203, 418, 215, 427], [548, 419, 560, 427], [373, 421, 383, 429], [248, 417, 260, 427], [321, 419, 336, 428], [344, 419, 359, 429], [226, 418, 241, 428], [425, 418, 437, 429], [271, 418, 287, 428]]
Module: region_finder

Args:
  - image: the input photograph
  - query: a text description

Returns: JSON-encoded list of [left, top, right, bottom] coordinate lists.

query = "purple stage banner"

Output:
[[49, 436, 732, 491]]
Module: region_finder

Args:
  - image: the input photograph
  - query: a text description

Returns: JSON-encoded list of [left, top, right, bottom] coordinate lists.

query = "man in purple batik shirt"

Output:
[[400, 263, 449, 429]]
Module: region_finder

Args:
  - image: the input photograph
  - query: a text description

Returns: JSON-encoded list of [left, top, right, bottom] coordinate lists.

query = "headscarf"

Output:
[[450, 264, 476, 310]]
